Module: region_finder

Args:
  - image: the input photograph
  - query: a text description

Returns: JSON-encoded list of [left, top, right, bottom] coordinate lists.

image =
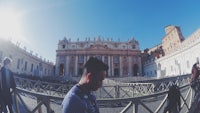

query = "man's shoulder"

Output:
[[62, 85, 86, 113], [63, 85, 82, 100]]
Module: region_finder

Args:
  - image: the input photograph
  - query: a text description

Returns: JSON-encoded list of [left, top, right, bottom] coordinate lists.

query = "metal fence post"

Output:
[[37, 97, 42, 113], [14, 90, 20, 113], [115, 85, 120, 98], [133, 100, 138, 113], [45, 98, 52, 113]]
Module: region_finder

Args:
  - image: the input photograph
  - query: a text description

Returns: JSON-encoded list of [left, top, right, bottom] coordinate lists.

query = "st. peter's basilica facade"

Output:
[[56, 37, 141, 77]]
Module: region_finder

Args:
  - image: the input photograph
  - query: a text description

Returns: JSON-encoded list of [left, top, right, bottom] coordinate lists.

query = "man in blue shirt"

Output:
[[62, 57, 108, 113]]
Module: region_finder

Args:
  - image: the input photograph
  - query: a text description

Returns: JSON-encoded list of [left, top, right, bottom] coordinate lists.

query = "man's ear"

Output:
[[86, 73, 92, 82]]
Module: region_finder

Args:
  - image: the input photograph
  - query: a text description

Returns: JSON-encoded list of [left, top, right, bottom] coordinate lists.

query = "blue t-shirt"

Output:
[[62, 85, 99, 113]]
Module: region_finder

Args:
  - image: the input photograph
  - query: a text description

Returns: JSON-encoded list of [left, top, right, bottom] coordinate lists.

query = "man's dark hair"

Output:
[[84, 57, 108, 75]]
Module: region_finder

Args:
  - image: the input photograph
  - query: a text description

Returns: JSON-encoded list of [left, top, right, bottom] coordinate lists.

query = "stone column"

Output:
[[120, 56, 123, 77], [138, 56, 142, 76], [75, 56, 78, 76], [108, 56, 111, 77], [128, 56, 132, 76], [65, 56, 69, 76], [86, 55, 90, 61], [102, 55, 104, 62], [111, 56, 114, 77], [55, 56, 60, 76], [84, 55, 87, 64]]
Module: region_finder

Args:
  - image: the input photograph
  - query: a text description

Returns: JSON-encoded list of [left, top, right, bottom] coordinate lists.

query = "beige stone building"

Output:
[[0, 39, 54, 77], [143, 25, 185, 60], [143, 25, 200, 77], [162, 25, 184, 55], [56, 37, 142, 77]]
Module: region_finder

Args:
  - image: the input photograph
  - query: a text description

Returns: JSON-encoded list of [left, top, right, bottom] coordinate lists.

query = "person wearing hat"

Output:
[[62, 57, 108, 113], [0, 57, 16, 113]]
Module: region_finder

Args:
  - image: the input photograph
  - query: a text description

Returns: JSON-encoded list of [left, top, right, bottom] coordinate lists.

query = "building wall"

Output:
[[56, 37, 141, 77], [0, 39, 55, 77], [144, 27, 200, 78], [162, 25, 184, 55]]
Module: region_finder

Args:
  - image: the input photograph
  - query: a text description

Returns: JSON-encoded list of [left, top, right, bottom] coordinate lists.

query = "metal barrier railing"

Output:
[[12, 74, 193, 113], [14, 74, 191, 99], [94, 83, 155, 98], [13, 88, 63, 113], [98, 85, 192, 113]]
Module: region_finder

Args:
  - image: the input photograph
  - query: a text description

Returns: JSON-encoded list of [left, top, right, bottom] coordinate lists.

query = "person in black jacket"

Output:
[[0, 57, 16, 113], [164, 85, 181, 113]]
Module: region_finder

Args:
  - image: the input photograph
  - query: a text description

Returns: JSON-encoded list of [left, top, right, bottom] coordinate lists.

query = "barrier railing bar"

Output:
[[120, 101, 132, 113], [154, 94, 168, 113], [138, 100, 153, 113], [15, 90, 31, 112], [14, 91, 20, 113], [133, 101, 138, 113], [31, 100, 44, 113], [180, 88, 191, 112], [189, 88, 193, 108]]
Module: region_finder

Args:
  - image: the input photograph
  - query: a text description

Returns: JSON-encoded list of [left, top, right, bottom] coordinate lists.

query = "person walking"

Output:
[[190, 61, 200, 83], [163, 85, 181, 113], [62, 57, 108, 113], [0, 57, 16, 113], [190, 61, 200, 95]]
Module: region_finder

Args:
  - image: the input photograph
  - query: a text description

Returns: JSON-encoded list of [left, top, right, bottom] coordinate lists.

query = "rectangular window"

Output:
[[39, 63, 43, 71], [104, 56, 108, 64], [21, 58, 24, 64], [45, 68, 47, 74], [60, 56, 65, 62], [132, 45, 136, 49], [133, 56, 137, 62], [17, 59, 20, 69], [31, 64, 34, 72], [62, 44, 65, 49], [113, 56, 119, 63], [24, 61, 27, 71], [78, 56, 84, 63], [48, 69, 50, 75], [96, 56, 102, 61]]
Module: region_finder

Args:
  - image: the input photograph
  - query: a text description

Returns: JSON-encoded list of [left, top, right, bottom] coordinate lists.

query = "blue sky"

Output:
[[0, 0, 200, 63]]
